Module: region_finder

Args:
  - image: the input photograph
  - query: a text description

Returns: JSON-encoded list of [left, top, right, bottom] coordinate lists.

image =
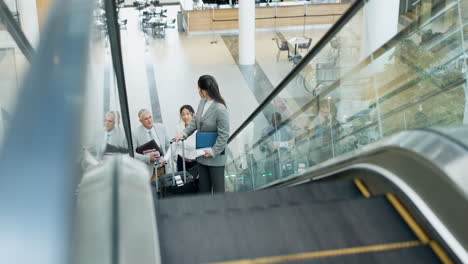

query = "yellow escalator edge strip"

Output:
[[429, 241, 454, 264], [209, 240, 422, 264], [386, 193, 430, 244], [354, 179, 371, 198], [387, 194, 455, 263]]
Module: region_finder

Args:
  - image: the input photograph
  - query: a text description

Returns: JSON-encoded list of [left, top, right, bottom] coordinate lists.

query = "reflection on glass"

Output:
[[80, 4, 128, 172], [226, 0, 468, 191], [0, 18, 29, 151]]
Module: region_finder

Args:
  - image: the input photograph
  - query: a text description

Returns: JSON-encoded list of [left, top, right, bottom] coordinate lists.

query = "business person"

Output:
[[175, 75, 229, 193], [163, 105, 198, 172], [82, 110, 127, 171], [133, 108, 171, 176], [90, 110, 127, 160]]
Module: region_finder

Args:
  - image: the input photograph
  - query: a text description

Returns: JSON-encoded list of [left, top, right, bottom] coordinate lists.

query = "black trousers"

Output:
[[176, 155, 197, 172], [177, 155, 199, 192], [197, 163, 225, 193]]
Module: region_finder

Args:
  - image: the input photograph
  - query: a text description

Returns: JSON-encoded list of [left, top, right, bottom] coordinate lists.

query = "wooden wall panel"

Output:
[[36, 0, 53, 30], [305, 15, 337, 25], [256, 18, 276, 28], [213, 20, 238, 30], [276, 5, 305, 17], [186, 10, 212, 31], [276, 17, 305, 27], [184, 3, 350, 32], [213, 9, 238, 20], [306, 3, 350, 16], [255, 7, 275, 19]]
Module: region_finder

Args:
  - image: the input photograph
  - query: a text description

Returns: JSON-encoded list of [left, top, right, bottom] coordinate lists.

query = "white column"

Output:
[[17, 0, 40, 47], [360, 0, 399, 62], [238, 0, 255, 65], [359, 0, 399, 137]]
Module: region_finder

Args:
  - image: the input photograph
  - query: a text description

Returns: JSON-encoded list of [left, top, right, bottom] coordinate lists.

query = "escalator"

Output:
[[72, 128, 468, 264], [154, 128, 466, 264], [157, 180, 441, 263]]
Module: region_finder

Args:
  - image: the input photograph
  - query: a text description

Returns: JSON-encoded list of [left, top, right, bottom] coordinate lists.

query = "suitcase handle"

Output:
[[169, 139, 187, 183], [181, 139, 187, 183]]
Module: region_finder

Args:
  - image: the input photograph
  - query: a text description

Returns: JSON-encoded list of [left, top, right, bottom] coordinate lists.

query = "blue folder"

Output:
[[196, 132, 218, 149]]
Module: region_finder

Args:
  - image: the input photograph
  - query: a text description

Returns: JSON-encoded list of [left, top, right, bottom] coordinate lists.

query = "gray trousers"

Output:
[[198, 163, 225, 193]]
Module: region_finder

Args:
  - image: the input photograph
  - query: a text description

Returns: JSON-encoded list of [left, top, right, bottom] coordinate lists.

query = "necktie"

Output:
[[102, 133, 110, 153]]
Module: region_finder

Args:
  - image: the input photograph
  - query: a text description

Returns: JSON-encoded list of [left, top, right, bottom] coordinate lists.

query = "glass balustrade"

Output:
[[225, 0, 468, 192], [0, 13, 29, 151]]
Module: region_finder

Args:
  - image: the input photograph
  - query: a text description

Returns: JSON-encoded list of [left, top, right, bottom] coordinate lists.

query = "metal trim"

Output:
[[0, 0, 34, 60], [104, 0, 134, 157], [265, 128, 468, 262]]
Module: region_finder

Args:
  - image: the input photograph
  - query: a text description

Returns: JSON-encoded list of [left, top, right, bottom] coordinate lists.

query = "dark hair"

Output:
[[198, 75, 226, 107], [180, 105, 195, 115]]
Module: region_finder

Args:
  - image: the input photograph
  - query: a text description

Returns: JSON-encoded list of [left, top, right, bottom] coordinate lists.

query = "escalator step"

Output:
[[156, 179, 362, 214], [158, 195, 421, 264]]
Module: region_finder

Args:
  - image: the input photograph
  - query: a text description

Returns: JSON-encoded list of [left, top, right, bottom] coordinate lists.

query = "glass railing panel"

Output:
[[0, 17, 29, 150], [225, 102, 281, 192], [226, 0, 468, 190], [461, 0, 468, 72], [80, 3, 129, 173]]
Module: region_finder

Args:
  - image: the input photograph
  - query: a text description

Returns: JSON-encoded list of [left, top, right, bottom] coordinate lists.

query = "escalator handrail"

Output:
[[103, 0, 134, 157], [262, 128, 468, 262], [75, 156, 162, 264], [227, 0, 365, 143], [0, 0, 94, 263]]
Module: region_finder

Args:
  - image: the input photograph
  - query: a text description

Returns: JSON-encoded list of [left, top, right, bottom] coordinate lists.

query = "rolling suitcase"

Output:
[[159, 139, 196, 198]]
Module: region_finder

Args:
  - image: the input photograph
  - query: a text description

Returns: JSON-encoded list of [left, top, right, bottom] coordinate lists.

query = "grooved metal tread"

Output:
[[155, 181, 437, 264]]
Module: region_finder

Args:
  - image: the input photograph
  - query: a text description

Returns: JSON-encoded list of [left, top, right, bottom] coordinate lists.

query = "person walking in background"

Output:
[[174, 75, 229, 193]]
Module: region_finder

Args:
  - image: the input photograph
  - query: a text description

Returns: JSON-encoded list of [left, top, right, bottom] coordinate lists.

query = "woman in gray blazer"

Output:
[[175, 75, 229, 193]]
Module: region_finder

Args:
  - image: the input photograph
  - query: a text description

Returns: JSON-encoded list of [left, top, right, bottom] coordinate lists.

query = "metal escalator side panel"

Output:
[[75, 156, 162, 264], [266, 129, 468, 262]]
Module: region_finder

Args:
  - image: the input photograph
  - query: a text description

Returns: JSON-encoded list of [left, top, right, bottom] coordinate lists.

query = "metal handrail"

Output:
[[104, 0, 134, 157], [263, 128, 468, 262], [0, 0, 34, 60]]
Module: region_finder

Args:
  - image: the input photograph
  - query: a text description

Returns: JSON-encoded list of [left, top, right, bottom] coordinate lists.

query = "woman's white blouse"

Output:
[[164, 122, 197, 160]]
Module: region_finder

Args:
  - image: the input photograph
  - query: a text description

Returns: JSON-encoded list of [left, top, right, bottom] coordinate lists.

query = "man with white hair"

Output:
[[133, 108, 170, 175], [86, 110, 127, 162]]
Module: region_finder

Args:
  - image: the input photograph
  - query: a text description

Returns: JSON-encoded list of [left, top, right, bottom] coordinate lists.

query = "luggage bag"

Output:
[[159, 139, 196, 197]]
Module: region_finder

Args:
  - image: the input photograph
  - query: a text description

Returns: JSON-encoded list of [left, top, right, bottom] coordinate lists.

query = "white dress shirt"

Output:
[[201, 99, 214, 117], [198, 99, 215, 156], [101, 129, 114, 153], [164, 122, 197, 161], [146, 126, 162, 153]]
